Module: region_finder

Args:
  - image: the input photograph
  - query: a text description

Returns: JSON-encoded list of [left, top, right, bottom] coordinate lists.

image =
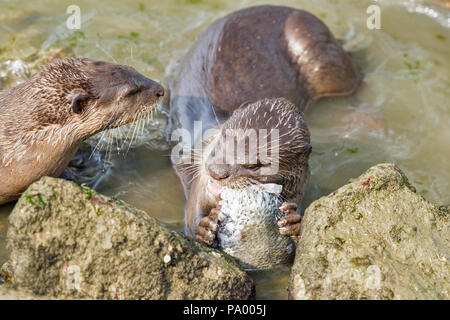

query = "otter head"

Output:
[[27, 57, 164, 141], [203, 98, 311, 203], [0, 57, 165, 204]]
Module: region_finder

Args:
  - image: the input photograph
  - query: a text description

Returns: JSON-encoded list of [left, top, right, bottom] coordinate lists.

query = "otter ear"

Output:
[[69, 89, 90, 114]]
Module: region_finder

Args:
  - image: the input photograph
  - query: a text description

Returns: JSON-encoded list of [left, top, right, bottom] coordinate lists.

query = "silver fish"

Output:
[[216, 184, 295, 270]]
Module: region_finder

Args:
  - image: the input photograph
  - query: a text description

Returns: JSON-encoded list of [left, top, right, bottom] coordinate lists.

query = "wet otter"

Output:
[[168, 6, 361, 265], [176, 98, 311, 268], [0, 57, 164, 205], [172, 98, 311, 258], [168, 5, 362, 141]]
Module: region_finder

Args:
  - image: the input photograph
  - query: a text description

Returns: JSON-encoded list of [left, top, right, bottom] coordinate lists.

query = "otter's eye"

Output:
[[243, 163, 261, 170], [125, 86, 144, 97]]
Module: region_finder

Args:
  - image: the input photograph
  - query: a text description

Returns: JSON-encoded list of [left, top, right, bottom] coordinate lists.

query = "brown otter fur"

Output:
[[0, 57, 164, 204], [168, 5, 361, 245], [168, 5, 362, 140], [175, 98, 311, 243]]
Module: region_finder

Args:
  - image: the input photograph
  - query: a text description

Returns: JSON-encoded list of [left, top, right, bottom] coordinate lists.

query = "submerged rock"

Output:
[[289, 163, 449, 300], [1, 177, 254, 300]]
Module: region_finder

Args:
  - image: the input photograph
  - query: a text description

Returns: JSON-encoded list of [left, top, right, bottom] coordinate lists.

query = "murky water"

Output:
[[0, 0, 449, 299]]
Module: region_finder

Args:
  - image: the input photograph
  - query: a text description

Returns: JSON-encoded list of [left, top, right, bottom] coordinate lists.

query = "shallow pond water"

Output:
[[0, 0, 449, 299]]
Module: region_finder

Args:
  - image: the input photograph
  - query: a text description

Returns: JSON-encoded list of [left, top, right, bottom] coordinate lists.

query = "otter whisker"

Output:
[[115, 125, 126, 152], [125, 114, 141, 155], [104, 130, 114, 163], [90, 128, 110, 160], [135, 116, 145, 143], [125, 112, 140, 153], [187, 171, 202, 185], [95, 42, 118, 64], [124, 113, 136, 141], [135, 117, 144, 145], [138, 115, 147, 139], [179, 164, 201, 176]]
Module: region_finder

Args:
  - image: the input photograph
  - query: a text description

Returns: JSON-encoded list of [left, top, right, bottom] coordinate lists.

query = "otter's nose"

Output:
[[207, 164, 230, 180], [141, 77, 165, 97], [155, 85, 165, 97]]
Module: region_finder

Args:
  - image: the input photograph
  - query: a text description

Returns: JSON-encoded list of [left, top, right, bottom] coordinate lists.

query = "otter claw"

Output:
[[279, 202, 298, 212], [279, 219, 301, 236], [195, 208, 221, 246], [196, 226, 215, 245], [277, 212, 301, 227], [278, 202, 301, 237]]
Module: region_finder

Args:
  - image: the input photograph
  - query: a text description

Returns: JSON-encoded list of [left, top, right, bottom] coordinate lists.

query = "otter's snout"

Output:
[[150, 82, 165, 98], [139, 77, 165, 98], [207, 163, 231, 180]]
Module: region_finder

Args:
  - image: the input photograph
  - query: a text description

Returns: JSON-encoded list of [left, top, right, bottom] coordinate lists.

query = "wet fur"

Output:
[[0, 57, 164, 204], [178, 98, 311, 236], [168, 5, 360, 238], [168, 5, 362, 139]]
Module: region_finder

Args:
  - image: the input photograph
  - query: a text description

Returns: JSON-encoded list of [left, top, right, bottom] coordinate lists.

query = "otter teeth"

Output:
[[207, 179, 223, 198]]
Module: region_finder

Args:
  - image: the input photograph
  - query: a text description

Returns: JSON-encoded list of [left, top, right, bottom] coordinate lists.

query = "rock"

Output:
[[0, 284, 50, 300], [289, 163, 449, 300], [1, 177, 254, 300], [0, 263, 57, 299]]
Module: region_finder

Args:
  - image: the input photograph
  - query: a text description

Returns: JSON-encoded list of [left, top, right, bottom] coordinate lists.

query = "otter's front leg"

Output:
[[195, 207, 222, 247], [278, 202, 301, 239]]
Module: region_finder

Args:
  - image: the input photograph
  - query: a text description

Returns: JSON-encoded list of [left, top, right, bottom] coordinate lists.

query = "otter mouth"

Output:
[[107, 97, 164, 130], [206, 178, 283, 200], [207, 179, 224, 199], [92, 94, 166, 154]]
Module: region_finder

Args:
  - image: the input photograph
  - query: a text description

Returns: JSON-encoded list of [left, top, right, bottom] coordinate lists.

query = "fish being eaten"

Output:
[[209, 181, 296, 270]]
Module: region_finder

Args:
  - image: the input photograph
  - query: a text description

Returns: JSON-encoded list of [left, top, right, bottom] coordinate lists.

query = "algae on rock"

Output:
[[1, 177, 254, 300], [289, 163, 449, 300]]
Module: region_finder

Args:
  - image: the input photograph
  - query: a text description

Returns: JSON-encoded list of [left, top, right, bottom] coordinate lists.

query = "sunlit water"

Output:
[[0, 0, 449, 299]]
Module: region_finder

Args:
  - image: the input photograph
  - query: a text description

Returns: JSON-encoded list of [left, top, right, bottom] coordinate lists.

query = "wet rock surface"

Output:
[[289, 163, 449, 300], [0, 284, 50, 300], [1, 177, 254, 300]]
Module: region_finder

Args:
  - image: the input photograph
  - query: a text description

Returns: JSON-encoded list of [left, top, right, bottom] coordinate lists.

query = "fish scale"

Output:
[[217, 185, 295, 270]]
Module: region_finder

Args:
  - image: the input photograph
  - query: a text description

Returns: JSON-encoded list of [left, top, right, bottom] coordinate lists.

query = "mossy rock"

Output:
[[1, 177, 254, 300], [289, 163, 449, 300]]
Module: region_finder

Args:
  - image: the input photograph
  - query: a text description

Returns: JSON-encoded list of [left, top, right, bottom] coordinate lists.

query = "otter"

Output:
[[167, 5, 361, 249], [0, 57, 164, 205], [175, 98, 311, 255], [168, 5, 362, 142]]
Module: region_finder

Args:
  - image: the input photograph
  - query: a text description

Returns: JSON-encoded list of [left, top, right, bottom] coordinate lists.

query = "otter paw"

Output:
[[195, 208, 221, 247], [278, 202, 301, 239]]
